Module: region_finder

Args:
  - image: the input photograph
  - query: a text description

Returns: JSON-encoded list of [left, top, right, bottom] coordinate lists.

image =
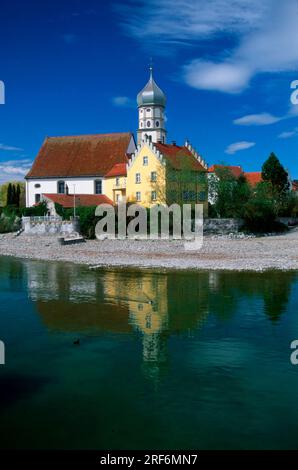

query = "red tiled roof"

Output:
[[105, 162, 127, 177], [26, 133, 133, 178], [208, 164, 243, 178], [244, 172, 262, 186], [43, 193, 113, 208], [155, 143, 206, 171]]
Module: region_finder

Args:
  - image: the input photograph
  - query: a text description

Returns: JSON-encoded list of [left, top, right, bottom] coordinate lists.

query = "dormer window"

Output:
[[57, 181, 65, 194]]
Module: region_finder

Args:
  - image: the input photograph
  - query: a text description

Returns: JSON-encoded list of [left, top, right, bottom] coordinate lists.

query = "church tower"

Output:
[[137, 67, 167, 145]]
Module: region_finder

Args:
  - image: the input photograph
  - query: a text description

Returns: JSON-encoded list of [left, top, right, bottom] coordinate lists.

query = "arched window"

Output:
[[95, 179, 102, 194], [57, 181, 65, 194], [147, 121, 151, 127], [156, 121, 159, 127]]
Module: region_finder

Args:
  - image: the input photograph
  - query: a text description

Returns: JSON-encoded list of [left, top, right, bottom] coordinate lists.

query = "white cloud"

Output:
[[112, 96, 134, 107], [234, 103, 298, 126], [116, 0, 268, 44], [278, 128, 298, 139], [225, 141, 256, 154], [118, 0, 298, 93], [184, 61, 252, 94], [233, 112, 282, 126], [0, 143, 23, 151], [0, 159, 32, 183]]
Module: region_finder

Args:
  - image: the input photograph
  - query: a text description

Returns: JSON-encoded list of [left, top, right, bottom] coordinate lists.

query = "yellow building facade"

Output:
[[103, 69, 208, 210], [103, 137, 208, 213]]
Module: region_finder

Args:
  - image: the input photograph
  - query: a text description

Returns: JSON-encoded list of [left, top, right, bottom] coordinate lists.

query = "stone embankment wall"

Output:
[[203, 218, 244, 234], [277, 217, 298, 226], [22, 217, 79, 235]]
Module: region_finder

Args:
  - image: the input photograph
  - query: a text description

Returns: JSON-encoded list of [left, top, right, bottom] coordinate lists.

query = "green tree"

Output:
[[11, 184, 17, 206], [262, 152, 289, 195], [209, 167, 251, 218], [7, 183, 13, 206], [243, 182, 277, 232], [16, 184, 21, 207]]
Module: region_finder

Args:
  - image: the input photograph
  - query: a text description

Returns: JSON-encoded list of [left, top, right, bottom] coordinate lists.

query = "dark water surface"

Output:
[[0, 256, 298, 449]]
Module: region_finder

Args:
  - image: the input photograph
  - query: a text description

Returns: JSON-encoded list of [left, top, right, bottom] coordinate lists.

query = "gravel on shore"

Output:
[[0, 229, 298, 272]]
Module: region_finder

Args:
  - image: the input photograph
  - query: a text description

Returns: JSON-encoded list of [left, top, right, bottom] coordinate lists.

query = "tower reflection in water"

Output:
[[25, 262, 211, 382], [25, 261, 296, 382]]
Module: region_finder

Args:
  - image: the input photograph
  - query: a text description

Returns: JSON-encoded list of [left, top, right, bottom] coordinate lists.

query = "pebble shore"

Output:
[[0, 229, 298, 271]]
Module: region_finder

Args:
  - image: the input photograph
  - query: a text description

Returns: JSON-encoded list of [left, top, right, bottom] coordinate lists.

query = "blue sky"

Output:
[[0, 0, 297, 183]]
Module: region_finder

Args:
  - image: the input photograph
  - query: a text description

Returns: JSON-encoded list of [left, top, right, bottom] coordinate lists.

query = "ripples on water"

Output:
[[0, 256, 298, 449]]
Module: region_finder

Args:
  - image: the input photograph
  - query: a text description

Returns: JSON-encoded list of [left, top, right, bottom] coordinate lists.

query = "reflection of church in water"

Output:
[[25, 261, 296, 381], [25, 262, 212, 381]]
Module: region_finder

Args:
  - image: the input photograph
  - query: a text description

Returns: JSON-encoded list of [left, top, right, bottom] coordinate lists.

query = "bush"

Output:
[[76, 206, 98, 238], [277, 192, 298, 217], [0, 211, 21, 233], [22, 201, 48, 217], [242, 182, 283, 233], [209, 169, 251, 218], [243, 199, 276, 232]]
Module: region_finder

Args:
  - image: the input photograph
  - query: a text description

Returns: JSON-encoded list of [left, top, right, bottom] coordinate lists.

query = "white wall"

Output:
[[26, 177, 105, 207]]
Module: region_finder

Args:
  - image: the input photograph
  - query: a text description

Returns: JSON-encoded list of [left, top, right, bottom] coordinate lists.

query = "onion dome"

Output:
[[137, 67, 166, 108]]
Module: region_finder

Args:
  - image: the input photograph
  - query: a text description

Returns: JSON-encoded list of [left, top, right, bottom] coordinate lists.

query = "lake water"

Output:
[[0, 255, 298, 449]]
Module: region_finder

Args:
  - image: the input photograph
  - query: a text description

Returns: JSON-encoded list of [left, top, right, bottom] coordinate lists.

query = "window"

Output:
[[135, 173, 141, 184], [147, 121, 151, 127], [35, 194, 41, 204], [136, 191, 141, 202], [95, 180, 102, 194], [115, 177, 120, 187], [57, 181, 65, 194], [198, 191, 206, 201], [156, 121, 159, 127], [151, 190, 157, 201], [34, 183, 41, 188], [151, 171, 157, 182], [140, 122, 143, 128], [146, 314, 152, 329], [146, 108, 150, 112], [183, 191, 196, 201], [143, 156, 148, 166]]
